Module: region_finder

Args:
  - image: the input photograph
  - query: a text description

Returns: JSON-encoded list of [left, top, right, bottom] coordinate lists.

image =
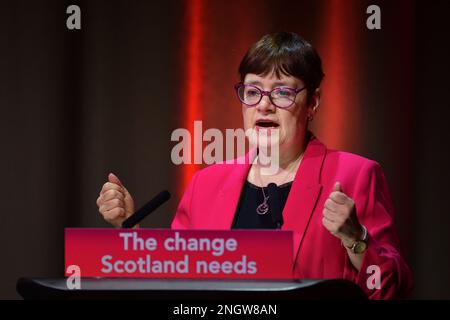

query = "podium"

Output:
[[29, 229, 367, 300], [17, 277, 366, 300]]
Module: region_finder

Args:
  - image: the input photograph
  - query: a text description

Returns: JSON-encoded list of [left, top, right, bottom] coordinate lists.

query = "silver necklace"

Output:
[[254, 154, 303, 215], [256, 186, 270, 215]]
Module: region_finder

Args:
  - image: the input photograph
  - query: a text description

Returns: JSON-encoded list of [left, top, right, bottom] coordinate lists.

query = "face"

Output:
[[241, 72, 314, 154]]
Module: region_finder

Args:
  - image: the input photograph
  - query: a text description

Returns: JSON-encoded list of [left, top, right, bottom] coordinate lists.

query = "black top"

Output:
[[232, 181, 293, 229]]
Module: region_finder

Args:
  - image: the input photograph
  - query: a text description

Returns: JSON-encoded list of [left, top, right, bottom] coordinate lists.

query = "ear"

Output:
[[308, 87, 321, 118]]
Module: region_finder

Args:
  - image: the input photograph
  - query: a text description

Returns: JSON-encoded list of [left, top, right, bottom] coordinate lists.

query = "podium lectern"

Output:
[[17, 278, 366, 300]]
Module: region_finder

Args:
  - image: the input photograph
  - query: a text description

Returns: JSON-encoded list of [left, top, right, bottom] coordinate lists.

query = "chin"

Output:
[[255, 129, 282, 151]]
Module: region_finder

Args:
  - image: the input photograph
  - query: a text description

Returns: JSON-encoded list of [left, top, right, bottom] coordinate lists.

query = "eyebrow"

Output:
[[245, 80, 296, 88]]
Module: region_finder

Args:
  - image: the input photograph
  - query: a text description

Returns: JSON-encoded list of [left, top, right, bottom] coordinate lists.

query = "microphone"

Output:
[[121, 190, 171, 228], [267, 183, 283, 229]]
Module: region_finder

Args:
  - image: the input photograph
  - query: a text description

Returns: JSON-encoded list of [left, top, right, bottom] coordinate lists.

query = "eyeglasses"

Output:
[[234, 83, 306, 109]]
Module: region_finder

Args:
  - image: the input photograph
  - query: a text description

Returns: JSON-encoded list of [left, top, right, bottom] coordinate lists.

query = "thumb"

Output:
[[108, 172, 123, 186], [333, 181, 342, 192]]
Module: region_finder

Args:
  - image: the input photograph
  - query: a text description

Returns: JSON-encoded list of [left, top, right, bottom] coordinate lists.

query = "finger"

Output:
[[108, 173, 123, 187], [322, 216, 338, 233], [323, 207, 347, 224], [329, 191, 349, 205], [99, 198, 125, 212], [322, 208, 336, 223], [122, 185, 132, 198], [324, 198, 340, 213], [325, 198, 349, 217], [101, 189, 125, 202], [103, 207, 126, 221], [322, 214, 345, 235], [333, 181, 342, 192], [96, 195, 102, 207], [100, 182, 124, 195]]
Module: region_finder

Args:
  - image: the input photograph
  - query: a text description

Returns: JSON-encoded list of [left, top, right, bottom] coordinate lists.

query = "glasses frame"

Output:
[[234, 83, 306, 109]]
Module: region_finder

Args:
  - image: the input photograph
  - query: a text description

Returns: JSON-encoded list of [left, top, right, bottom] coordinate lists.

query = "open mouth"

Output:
[[255, 119, 280, 129]]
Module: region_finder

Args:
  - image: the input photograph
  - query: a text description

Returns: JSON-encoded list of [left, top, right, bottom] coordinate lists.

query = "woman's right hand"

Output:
[[97, 173, 135, 227]]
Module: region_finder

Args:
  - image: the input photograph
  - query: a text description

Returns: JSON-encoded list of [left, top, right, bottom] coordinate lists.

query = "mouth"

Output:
[[255, 119, 280, 130]]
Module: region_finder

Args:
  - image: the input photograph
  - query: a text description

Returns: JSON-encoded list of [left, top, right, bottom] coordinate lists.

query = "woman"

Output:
[[97, 32, 413, 299]]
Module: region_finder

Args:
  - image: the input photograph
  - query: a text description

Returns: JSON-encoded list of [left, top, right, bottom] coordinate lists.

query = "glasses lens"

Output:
[[238, 85, 261, 105], [271, 88, 296, 108]]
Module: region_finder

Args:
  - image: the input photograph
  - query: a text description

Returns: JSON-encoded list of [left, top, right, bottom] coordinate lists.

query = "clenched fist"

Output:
[[322, 182, 364, 247], [97, 173, 135, 227]]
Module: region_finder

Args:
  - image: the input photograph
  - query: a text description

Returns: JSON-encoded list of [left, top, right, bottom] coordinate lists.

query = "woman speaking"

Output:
[[97, 32, 413, 299]]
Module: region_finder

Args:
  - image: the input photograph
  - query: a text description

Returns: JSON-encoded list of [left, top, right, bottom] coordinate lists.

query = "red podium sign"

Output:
[[65, 229, 293, 279]]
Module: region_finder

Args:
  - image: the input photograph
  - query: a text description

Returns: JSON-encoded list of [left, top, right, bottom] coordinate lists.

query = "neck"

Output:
[[257, 132, 309, 173], [278, 143, 306, 171]]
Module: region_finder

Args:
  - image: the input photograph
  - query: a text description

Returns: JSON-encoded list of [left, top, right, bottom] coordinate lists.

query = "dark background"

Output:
[[0, 0, 449, 299]]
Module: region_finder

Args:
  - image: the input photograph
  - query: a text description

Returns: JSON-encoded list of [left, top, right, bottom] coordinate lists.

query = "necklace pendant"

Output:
[[256, 201, 269, 215]]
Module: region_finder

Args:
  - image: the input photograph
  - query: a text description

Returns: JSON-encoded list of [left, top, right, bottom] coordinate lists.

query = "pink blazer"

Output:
[[171, 134, 413, 299]]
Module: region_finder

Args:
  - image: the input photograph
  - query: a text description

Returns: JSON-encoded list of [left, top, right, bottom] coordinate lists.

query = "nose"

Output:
[[256, 95, 276, 113]]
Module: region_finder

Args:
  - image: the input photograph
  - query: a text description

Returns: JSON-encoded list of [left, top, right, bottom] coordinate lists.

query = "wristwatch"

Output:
[[343, 225, 368, 254]]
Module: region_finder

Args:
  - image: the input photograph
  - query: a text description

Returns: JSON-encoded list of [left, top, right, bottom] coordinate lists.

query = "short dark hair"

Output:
[[238, 32, 325, 104]]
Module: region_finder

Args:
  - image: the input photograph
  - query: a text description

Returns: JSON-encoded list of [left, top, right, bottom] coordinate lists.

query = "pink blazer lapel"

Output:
[[214, 137, 327, 264], [282, 137, 326, 264]]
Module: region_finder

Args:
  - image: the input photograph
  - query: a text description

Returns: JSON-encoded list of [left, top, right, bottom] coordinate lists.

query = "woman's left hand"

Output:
[[322, 182, 364, 247]]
